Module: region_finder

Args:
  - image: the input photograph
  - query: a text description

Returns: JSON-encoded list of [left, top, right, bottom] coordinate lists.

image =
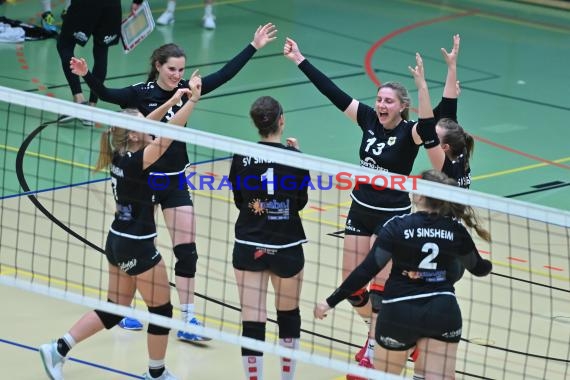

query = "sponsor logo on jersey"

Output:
[[442, 328, 462, 338], [367, 129, 374, 135], [119, 258, 137, 273], [73, 31, 88, 43], [149, 103, 158, 107], [387, 136, 397, 146]]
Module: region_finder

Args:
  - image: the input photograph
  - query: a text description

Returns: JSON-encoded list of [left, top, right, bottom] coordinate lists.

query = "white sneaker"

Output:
[[156, 11, 174, 26], [39, 342, 65, 380], [0, 24, 25, 43], [202, 14, 216, 30], [143, 369, 178, 380]]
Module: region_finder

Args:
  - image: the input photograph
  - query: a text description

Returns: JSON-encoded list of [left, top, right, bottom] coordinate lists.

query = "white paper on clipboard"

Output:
[[121, 1, 155, 53]]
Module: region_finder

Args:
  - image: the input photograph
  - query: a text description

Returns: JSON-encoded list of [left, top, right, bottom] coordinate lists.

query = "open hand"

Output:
[[441, 34, 460, 67], [408, 52, 426, 88], [251, 23, 277, 50]]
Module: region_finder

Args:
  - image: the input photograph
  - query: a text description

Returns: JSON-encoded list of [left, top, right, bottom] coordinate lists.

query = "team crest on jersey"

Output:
[[387, 136, 397, 146]]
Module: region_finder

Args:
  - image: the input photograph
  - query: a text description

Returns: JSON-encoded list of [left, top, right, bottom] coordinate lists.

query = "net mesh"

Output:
[[1, 86, 569, 379]]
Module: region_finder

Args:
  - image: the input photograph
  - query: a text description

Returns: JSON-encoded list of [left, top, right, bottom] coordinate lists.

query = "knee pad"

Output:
[[347, 288, 369, 307], [370, 283, 384, 314], [241, 321, 266, 357], [147, 302, 173, 335], [94, 299, 124, 329], [277, 308, 301, 339], [174, 243, 198, 278]]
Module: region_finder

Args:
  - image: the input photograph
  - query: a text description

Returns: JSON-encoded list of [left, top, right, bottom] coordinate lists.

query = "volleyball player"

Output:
[[69, 23, 278, 341], [283, 38, 446, 373], [314, 169, 492, 379], [56, 0, 142, 126], [229, 96, 309, 380], [39, 74, 202, 380], [428, 34, 474, 189]]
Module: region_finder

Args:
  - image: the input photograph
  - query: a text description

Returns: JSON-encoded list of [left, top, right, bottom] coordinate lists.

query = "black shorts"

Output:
[[375, 295, 462, 351], [105, 232, 162, 276], [345, 201, 407, 236], [60, 0, 122, 47], [152, 178, 194, 210], [232, 243, 304, 278]]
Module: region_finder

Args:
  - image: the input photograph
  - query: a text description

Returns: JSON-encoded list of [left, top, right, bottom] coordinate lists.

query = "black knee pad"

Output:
[[241, 321, 266, 357], [277, 308, 301, 339], [147, 302, 173, 335], [94, 299, 124, 329], [370, 289, 384, 314], [174, 243, 198, 278], [347, 288, 369, 307]]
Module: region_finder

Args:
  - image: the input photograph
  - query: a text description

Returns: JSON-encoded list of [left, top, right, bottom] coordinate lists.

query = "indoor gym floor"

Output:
[[0, 0, 569, 379]]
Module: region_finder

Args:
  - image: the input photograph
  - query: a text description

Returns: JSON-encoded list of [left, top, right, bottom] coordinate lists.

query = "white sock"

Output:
[[166, 0, 176, 13], [204, 3, 213, 17], [180, 303, 195, 322], [242, 355, 263, 380], [62, 333, 76, 349], [365, 338, 376, 359], [41, 0, 51, 13], [279, 338, 298, 380], [64, 0, 71, 9], [149, 358, 165, 369]]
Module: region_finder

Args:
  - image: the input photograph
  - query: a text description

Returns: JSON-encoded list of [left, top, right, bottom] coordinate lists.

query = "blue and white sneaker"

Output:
[[118, 317, 144, 330], [177, 317, 212, 342], [41, 11, 58, 33], [39, 341, 65, 380]]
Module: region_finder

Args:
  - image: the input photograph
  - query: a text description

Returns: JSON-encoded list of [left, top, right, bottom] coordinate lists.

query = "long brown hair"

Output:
[[94, 109, 140, 171], [420, 169, 491, 242], [147, 43, 186, 83]]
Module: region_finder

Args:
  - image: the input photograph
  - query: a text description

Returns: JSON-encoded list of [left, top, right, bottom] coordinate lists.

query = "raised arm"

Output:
[[283, 37, 359, 122], [201, 23, 277, 94], [409, 53, 446, 170], [70, 57, 137, 107], [142, 72, 202, 170], [434, 34, 460, 122]]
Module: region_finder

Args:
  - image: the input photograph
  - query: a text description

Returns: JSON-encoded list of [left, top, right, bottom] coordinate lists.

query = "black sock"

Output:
[[149, 366, 165, 378], [56, 338, 71, 357]]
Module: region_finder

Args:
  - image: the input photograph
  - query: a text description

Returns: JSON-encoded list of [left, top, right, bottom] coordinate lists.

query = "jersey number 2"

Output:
[[419, 242, 439, 269]]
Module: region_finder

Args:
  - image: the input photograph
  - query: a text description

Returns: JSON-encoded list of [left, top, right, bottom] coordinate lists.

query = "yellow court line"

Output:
[[491, 260, 570, 282], [0, 144, 96, 170], [473, 156, 570, 181]]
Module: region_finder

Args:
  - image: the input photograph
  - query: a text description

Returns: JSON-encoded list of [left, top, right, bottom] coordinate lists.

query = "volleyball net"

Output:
[[1, 86, 569, 379]]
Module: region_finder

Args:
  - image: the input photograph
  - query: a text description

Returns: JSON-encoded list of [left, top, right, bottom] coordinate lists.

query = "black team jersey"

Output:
[[109, 150, 157, 239], [433, 97, 471, 189], [83, 43, 258, 174], [326, 211, 491, 307], [354, 103, 419, 211], [229, 142, 310, 248]]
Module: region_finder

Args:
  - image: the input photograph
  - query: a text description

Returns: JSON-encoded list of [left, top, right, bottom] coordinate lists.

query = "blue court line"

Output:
[[0, 338, 143, 379], [1, 156, 233, 201]]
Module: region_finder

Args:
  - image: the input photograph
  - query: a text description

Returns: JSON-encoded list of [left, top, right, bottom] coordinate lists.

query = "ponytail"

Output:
[[94, 128, 114, 172]]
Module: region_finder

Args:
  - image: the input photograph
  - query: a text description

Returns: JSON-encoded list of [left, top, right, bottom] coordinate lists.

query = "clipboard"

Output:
[[121, 1, 155, 53]]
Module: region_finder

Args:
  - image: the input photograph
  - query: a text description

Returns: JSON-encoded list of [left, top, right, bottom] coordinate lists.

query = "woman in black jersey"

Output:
[[427, 34, 474, 189], [69, 23, 278, 341], [284, 38, 445, 368], [39, 78, 202, 380], [315, 169, 492, 380], [229, 96, 310, 380]]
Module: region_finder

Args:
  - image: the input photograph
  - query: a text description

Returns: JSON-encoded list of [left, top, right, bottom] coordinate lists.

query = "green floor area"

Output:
[[1, 0, 569, 211]]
